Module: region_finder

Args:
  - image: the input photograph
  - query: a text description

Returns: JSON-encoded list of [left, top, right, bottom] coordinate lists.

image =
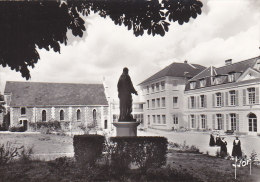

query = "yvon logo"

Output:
[[232, 158, 251, 167]]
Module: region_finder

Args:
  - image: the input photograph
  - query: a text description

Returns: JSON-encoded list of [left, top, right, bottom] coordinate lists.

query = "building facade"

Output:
[[185, 56, 260, 135], [139, 61, 205, 130], [4, 81, 110, 131]]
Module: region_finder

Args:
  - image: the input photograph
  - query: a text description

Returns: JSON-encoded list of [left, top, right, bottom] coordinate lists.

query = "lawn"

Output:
[[0, 132, 260, 181], [0, 132, 73, 160]]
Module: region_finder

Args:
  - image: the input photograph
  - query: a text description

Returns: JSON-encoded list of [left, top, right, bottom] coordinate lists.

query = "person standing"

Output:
[[209, 133, 215, 146], [232, 136, 242, 158], [215, 134, 221, 146], [220, 137, 227, 157]]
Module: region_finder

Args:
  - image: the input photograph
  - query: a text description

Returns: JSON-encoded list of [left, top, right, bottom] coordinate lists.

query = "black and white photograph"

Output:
[[0, 0, 260, 181]]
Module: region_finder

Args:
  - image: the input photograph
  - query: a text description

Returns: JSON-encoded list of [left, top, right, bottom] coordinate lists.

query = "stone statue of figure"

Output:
[[117, 67, 138, 121]]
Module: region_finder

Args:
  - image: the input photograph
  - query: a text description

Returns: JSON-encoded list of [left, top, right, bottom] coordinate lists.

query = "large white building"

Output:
[[185, 56, 260, 135], [139, 56, 260, 135], [138, 61, 205, 130]]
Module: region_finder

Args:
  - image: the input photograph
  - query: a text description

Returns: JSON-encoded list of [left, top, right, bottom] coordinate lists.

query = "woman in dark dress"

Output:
[[209, 134, 215, 146], [215, 134, 221, 146], [220, 137, 227, 157], [232, 136, 242, 158]]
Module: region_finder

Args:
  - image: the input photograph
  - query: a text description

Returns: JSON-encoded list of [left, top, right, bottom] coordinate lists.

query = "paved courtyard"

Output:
[[138, 128, 260, 159]]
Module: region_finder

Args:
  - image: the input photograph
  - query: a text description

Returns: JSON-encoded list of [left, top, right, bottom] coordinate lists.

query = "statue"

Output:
[[117, 67, 138, 121]]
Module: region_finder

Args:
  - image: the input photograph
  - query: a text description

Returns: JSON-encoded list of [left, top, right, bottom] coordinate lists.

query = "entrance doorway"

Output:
[[104, 120, 107, 129], [23, 120, 28, 131], [248, 113, 257, 133]]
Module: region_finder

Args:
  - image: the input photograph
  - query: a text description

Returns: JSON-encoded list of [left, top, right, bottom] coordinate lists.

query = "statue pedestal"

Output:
[[112, 121, 140, 136]]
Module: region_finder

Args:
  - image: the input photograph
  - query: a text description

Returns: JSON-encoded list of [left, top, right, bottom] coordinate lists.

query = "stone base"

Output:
[[112, 121, 140, 136]]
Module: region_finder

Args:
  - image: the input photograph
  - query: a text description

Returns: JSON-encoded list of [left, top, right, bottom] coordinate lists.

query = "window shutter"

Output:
[[221, 93, 224, 107], [243, 89, 246, 105], [188, 97, 190, 109], [256, 87, 259, 104], [205, 115, 208, 129], [197, 115, 200, 129], [204, 95, 207, 108], [225, 92, 228, 106], [188, 115, 190, 129], [197, 96, 200, 108], [212, 114, 215, 130], [221, 114, 224, 130], [226, 114, 229, 131], [194, 97, 196, 109], [236, 114, 239, 131], [194, 115, 196, 128], [235, 90, 239, 106], [212, 94, 215, 107]]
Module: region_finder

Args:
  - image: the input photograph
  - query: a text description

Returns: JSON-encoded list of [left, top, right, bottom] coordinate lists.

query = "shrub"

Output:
[[109, 136, 168, 171], [29, 120, 61, 132], [9, 126, 26, 132], [73, 134, 105, 166]]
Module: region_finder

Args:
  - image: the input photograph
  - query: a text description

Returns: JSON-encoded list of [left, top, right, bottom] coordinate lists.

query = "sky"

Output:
[[0, 0, 259, 100]]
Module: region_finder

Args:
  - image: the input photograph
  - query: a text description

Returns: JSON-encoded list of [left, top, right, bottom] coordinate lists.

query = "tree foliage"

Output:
[[0, 0, 203, 79]]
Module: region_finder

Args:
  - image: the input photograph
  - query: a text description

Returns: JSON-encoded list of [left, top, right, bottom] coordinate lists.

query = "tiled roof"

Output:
[[185, 56, 260, 91], [190, 56, 260, 81], [139, 62, 206, 85], [4, 81, 108, 107]]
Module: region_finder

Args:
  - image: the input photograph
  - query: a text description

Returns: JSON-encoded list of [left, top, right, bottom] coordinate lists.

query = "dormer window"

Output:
[[228, 73, 235, 82], [211, 77, 216, 85], [199, 79, 206, 87], [190, 81, 196, 89], [151, 84, 155, 92]]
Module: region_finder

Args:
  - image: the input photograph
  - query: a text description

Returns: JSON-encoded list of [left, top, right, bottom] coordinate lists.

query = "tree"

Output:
[[0, 0, 203, 79]]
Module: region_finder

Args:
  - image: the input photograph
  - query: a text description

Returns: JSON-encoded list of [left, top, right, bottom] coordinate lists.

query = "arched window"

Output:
[[42, 110, 46, 122], [77, 109, 81, 121], [60, 110, 64, 121], [93, 109, 96, 121]]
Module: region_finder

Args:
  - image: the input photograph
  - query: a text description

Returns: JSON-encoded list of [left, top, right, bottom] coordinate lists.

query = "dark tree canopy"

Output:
[[0, 0, 203, 79]]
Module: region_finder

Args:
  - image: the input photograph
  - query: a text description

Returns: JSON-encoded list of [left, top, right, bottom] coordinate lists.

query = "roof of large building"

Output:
[[189, 56, 260, 81], [4, 81, 108, 107], [139, 62, 206, 85]]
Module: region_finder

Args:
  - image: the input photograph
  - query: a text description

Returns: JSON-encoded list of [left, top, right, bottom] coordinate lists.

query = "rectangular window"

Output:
[[216, 114, 222, 130], [157, 98, 160, 108], [147, 100, 150, 109], [162, 115, 166, 124], [162, 97, 166, 107], [173, 115, 178, 124], [152, 99, 155, 108], [200, 79, 206, 87], [156, 83, 160, 91], [200, 95, 205, 108], [153, 115, 155, 123], [191, 115, 195, 128], [190, 96, 195, 108], [228, 74, 235, 82], [230, 114, 236, 131], [201, 115, 206, 129], [146, 86, 149, 93], [157, 115, 161, 124], [161, 81, 165, 90], [229, 90, 236, 106], [190, 82, 196, 89], [173, 97, 178, 108], [21, 107, 26, 115], [147, 115, 150, 125], [151, 84, 155, 92], [216, 93, 222, 107], [248, 87, 256, 104]]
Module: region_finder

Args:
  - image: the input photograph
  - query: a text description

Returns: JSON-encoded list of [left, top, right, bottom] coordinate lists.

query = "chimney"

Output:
[[225, 59, 232, 66], [184, 60, 188, 64]]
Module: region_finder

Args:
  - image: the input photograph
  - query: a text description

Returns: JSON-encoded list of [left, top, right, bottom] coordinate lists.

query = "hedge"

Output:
[[109, 136, 168, 171], [73, 134, 105, 166], [29, 121, 61, 131], [9, 126, 26, 132]]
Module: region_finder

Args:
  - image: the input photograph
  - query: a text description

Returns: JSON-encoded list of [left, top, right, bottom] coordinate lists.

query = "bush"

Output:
[[9, 126, 26, 132], [109, 136, 168, 171], [29, 120, 61, 132], [73, 134, 105, 166]]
